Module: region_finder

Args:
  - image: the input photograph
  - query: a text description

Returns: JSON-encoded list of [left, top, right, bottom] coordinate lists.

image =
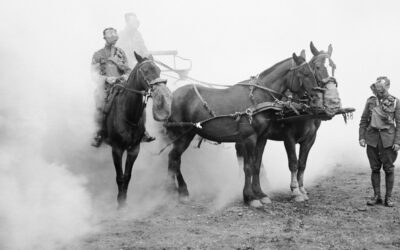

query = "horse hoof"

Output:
[[179, 195, 190, 204], [302, 194, 309, 201], [292, 187, 302, 197], [249, 200, 263, 208], [166, 184, 178, 194], [117, 202, 128, 210], [299, 187, 308, 195], [260, 197, 272, 204], [294, 195, 305, 202]]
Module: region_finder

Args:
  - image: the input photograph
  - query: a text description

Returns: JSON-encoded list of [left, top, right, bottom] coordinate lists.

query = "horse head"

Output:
[[287, 50, 324, 109], [308, 42, 341, 117], [128, 52, 173, 121]]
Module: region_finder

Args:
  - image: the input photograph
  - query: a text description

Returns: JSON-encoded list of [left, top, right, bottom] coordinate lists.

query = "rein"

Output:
[[174, 59, 318, 128], [113, 83, 148, 95], [114, 59, 166, 129], [114, 59, 168, 99], [161, 58, 324, 154], [158, 99, 309, 155]]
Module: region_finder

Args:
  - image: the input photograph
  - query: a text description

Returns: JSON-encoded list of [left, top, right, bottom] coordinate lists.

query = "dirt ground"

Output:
[[65, 166, 400, 250]]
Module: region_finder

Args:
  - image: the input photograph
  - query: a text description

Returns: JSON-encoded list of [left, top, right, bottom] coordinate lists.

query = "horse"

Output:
[[104, 52, 172, 208], [236, 42, 341, 202], [165, 50, 326, 208]]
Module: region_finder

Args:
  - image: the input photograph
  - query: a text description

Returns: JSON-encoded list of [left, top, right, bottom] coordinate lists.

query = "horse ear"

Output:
[[327, 44, 333, 56], [134, 51, 143, 63], [300, 49, 306, 60], [310, 41, 319, 56], [292, 53, 301, 65]]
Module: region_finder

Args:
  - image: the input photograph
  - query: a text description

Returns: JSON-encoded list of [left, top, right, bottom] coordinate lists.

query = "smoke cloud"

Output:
[[2, 0, 400, 248]]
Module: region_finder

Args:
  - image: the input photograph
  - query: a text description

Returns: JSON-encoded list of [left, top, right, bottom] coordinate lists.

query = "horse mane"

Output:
[[258, 58, 292, 79]]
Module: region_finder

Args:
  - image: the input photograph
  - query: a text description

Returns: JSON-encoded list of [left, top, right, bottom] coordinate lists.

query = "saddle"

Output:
[[103, 78, 125, 115]]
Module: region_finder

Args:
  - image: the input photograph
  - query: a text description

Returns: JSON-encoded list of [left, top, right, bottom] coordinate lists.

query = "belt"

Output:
[[373, 128, 388, 132]]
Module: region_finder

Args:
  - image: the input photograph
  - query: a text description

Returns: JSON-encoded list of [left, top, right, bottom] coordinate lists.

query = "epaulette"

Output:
[[367, 96, 377, 102]]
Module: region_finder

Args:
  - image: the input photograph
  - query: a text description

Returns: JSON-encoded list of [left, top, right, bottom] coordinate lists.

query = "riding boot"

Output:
[[91, 130, 104, 147], [367, 171, 382, 206], [385, 171, 394, 207], [142, 130, 156, 142], [91, 113, 106, 148]]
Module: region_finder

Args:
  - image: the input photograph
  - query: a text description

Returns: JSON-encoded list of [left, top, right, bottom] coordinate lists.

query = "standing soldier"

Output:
[[359, 76, 400, 207]]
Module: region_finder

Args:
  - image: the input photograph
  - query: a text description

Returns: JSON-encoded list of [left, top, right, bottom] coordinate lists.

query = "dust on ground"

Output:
[[65, 165, 400, 250]]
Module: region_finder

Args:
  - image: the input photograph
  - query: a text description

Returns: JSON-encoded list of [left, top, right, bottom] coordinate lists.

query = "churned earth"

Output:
[[65, 166, 400, 250]]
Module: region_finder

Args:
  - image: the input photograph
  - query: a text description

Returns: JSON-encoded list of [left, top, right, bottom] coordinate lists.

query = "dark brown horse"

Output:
[[166, 51, 325, 207], [105, 52, 172, 208], [236, 42, 341, 202]]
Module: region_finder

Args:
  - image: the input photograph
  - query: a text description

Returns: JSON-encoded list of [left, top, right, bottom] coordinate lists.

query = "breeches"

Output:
[[367, 136, 397, 174], [94, 87, 113, 127]]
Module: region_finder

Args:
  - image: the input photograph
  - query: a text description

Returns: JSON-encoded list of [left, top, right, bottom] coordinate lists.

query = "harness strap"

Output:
[[192, 84, 217, 117], [237, 83, 282, 98]]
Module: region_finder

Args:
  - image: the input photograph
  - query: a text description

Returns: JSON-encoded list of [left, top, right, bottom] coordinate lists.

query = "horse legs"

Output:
[[235, 142, 245, 177], [112, 146, 126, 208], [242, 136, 262, 208], [252, 138, 271, 204], [167, 131, 196, 200], [283, 138, 304, 202], [120, 143, 140, 204], [236, 141, 270, 204], [297, 135, 317, 200]]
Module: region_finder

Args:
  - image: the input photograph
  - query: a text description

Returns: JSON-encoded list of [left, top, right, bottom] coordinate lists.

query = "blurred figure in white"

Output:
[[117, 12, 155, 142], [117, 12, 149, 68]]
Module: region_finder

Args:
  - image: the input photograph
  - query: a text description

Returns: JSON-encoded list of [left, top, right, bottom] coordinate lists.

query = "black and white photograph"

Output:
[[1, 0, 400, 249]]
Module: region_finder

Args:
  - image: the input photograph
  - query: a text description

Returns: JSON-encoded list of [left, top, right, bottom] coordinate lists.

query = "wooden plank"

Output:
[[149, 50, 178, 56]]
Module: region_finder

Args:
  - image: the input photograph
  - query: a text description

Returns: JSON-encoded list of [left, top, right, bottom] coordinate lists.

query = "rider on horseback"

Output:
[[91, 27, 155, 147]]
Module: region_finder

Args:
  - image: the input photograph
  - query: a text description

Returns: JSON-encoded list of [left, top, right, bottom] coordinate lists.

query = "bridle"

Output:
[[136, 60, 168, 91], [112, 59, 168, 128], [286, 59, 321, 102], [241, 59, 319, 101], [114, 59, 167, 102], [309, 53, 337, 88]]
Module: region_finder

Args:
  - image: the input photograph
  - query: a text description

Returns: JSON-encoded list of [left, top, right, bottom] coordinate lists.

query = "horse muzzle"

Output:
[[149, 77, 167, 87], [151, 84, 172, 121], [309, 81, 342, 117]]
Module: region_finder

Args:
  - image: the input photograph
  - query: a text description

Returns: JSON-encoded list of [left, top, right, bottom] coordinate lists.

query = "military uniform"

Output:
[[91, 46, 131, 144], [359, 94, 400, 206], [92, 46, 131, 88], [91, 45, 155, 146]]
